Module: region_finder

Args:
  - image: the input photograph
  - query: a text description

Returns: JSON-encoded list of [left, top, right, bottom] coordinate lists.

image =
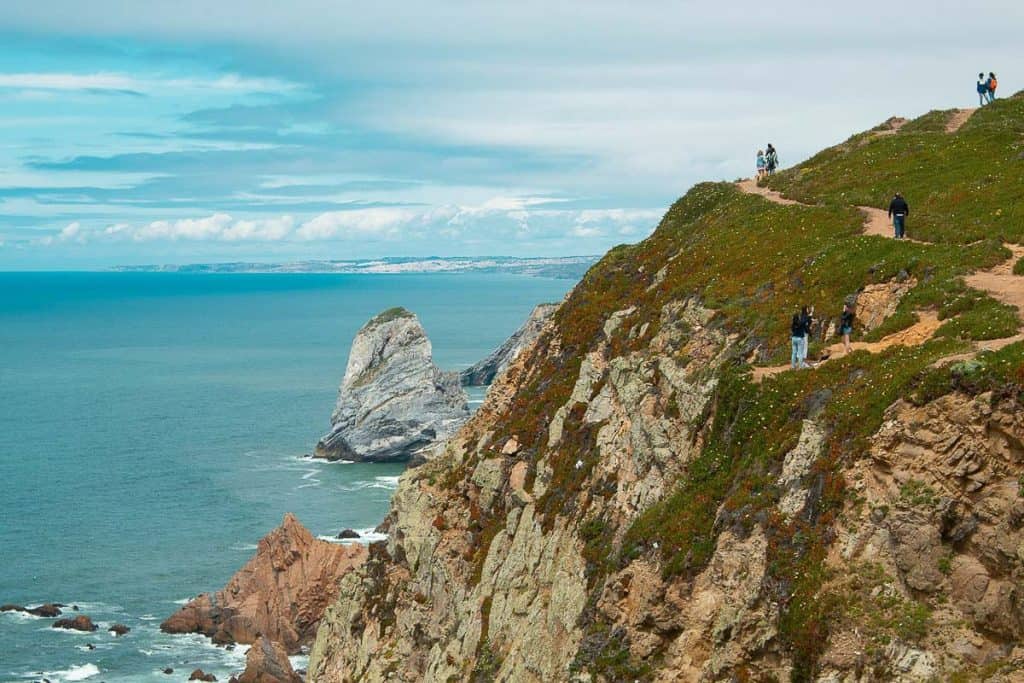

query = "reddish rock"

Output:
[[53, 615, 97, 632], [189, 669, 217, 681], [1, 604, 25, 613], [109, 623, 130, 636], [161, 513, 366, 653], [236, 636, 302, 683]]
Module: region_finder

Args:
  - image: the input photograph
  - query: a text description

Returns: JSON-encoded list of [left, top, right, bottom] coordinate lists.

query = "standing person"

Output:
[[840, 302, 855, 355], [790, 310, 805, 369], [756, 150, 767, 180], [766, 144, 779, 175], [888, 192, 909, 239], [988, 72, 998, 102], [799, 305, 814, 368], [978, 73, 989, 106]]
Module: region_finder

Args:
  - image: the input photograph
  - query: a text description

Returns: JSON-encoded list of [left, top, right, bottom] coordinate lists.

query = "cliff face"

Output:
[[315, 307, 469, 462], [460, 303, 558, 386], [162, 513, 365, 654], [309, 97, 1024, 681]]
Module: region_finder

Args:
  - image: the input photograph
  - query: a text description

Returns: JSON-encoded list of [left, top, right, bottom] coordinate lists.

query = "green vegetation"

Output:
[[899, 479, 940, 507], [769, 94, 1024, 244]]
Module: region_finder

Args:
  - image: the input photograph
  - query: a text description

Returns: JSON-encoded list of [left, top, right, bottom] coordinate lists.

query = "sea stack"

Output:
[[314, 307, 469, 463], [460, 302, 558, 386]]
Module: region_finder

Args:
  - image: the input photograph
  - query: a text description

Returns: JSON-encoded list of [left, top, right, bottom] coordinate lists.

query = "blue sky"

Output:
[[0, 1, 1021, 269]]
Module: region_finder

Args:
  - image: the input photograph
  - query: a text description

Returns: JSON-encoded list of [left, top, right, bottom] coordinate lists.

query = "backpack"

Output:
[[989, 77, 998, 92], [791, 315, 803, 337]]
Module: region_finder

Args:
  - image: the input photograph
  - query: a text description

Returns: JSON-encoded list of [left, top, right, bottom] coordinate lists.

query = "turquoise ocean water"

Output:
[[0, 272, 573, 682]]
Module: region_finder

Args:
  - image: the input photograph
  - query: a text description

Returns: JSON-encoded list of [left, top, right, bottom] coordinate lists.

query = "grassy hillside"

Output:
[[492, 92, 1024, 680]]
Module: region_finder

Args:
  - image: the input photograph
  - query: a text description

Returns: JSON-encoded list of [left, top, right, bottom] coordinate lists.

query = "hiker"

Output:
[[798, 305, 814, 367], [988, 72, 998, 102], [756, 150, 767, 180], [840, 302, 855, 354], [766, 144, 779, 175], [790, 310, 805, 369], [978, 73, 989, 105], [888, 192, 909, 239]]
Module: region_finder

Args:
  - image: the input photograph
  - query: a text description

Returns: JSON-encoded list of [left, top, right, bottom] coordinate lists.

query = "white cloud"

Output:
[[295, 208, 418, 240], [0, 71, 297, 95]]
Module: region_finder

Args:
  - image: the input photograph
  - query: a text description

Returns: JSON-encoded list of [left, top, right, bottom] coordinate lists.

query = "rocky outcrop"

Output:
[[459, 303, 558, 386], [314, 307, 469, 462], [234, 636, 302, 683], [161, 513, 365, 653], [2, 603, 62, 617], [52, 615, 97, 632]]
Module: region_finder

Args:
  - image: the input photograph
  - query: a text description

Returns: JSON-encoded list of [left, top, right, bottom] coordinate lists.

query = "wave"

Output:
[[335, 475, 400, 492], [230, 543, 259, 552], [44, 663, 101, 681], [317, 527, 388, 545]]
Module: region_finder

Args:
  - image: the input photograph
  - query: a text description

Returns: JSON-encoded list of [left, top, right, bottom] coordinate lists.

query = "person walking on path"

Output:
[[888, 192, 909, 239], [766, 144, 779, 175], [840, 302, 855, 354], [756, 150, 767, 180], [978, 73, 990, 105], [988, 72, 998, 102]]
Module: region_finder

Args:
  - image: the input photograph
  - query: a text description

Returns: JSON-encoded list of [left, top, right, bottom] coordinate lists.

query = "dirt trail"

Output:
[[965, 244, 1024, 318], [945, 108, 977, 133], [857, 205, 928, 244], [736, 179, 806, 206]]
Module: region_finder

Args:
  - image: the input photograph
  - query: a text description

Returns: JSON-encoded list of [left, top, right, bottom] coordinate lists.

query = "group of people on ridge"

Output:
[[977, 72, 998, 105], [755, 144, 778, 179]]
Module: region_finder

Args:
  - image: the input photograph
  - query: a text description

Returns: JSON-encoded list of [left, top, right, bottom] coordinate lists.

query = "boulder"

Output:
[[314, 307, 469, 462], [162, 668, 174, 675], [29, 603, 63, 618], [52, 615, 97, 632], [0, 604, 25, 613], [109, 623, 130, 636], [460, 303, 558, 386], [236, 636, 302, 683], [336, 529, 360, 540], [189, 670, 217, 681], [162, 513, 366, 654]]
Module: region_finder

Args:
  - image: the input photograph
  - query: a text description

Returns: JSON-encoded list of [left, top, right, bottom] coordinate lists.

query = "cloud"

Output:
[[0, 71, 297, 96]]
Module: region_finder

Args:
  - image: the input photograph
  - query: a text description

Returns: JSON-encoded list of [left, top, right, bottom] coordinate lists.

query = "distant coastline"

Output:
[[110, 255, 599, 279]]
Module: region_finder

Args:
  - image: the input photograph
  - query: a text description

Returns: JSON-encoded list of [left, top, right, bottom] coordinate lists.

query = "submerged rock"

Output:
[[460, 302, 558, 386], [235, 636, 302, 683], [161, 513, 366, 654], [109, 623, 130, 636], [189, 670, 217, 682], [314, 307, 469, 462], [2, 603, 63, 617]]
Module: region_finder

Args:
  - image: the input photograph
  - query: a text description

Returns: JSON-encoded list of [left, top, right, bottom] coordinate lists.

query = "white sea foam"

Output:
[[229, 543, 259, 552], [40, 663, 100, 681], [317, 527, 388, 545], [337, 476, 400, 492]]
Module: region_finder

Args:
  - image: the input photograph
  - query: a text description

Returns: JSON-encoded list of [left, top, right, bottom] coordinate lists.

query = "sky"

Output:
[[0, 1, 1021, 269]]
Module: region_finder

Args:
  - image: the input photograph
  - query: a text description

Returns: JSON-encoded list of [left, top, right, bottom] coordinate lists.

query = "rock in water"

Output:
[[236, 636, 302, 683], [52, 615, 97, 632], [460, 303, 558, 386], [314, 307, 469, 462], [161, 513, 366, 653]]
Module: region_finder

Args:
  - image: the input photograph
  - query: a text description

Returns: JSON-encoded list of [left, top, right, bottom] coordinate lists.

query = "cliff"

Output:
[[161, 513, 365, 654], [314, 307, 469, 462], [309, 94, 1024, 681], [460, 303, 558, 386]]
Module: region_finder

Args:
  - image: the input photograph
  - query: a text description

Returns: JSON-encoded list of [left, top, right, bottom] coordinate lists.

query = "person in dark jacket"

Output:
[[766, 144, 779, 175], [978, 73, 989, 106], [888, 192, 909, 239], [798, 305, 814, 367], [840, 302, 855, 354], [790, 310, 805, 369]]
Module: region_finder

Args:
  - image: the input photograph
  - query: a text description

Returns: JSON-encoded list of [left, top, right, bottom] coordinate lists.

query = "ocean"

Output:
[[0, 271, 574, 682]]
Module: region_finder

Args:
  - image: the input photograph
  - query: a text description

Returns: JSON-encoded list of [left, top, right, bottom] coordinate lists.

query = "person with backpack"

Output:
[[756, 150, 767, 180], [978, 73, 990, 106], [988, 72, 998, 102], [766, 144, 779, 175], [839, 302, 855, 354], [888, 192, 909, 239]]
